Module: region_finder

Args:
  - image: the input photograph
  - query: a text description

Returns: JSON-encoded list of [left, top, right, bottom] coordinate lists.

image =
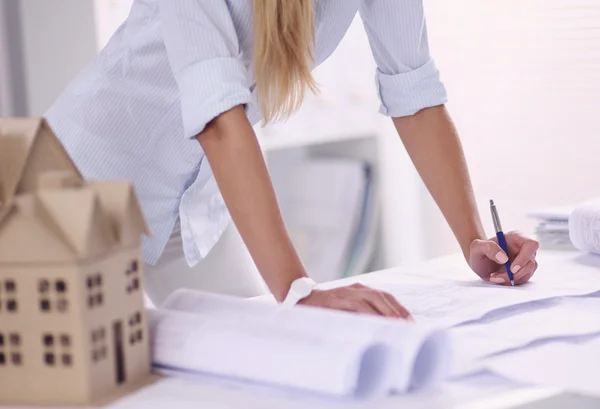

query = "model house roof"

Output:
[[0, 117, 149, 264], [0, 174, 149, 264], [0, 117, 82, 206]]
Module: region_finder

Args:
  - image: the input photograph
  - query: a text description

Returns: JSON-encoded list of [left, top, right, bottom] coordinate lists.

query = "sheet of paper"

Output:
[[106, 371, 545, 409], [485, 336, 600, 398], [451, 293, 600, 375], [161, 289, 452, 394], [253, 251, 600, 330], [147, 308, 375, 397], [105, 375, 332, 409], [374, 280, 595, 328], [376, 251, 600, 299]]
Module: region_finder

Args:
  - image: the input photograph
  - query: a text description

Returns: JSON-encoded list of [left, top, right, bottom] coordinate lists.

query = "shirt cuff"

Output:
[[176, 57, 254, 138], [376, 59, 448, 117]]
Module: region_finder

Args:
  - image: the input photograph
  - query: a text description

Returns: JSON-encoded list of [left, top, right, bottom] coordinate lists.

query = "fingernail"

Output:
[[512, 265, 521, 274], [495, 252, 509, 264], [490, 276, 505, 284]]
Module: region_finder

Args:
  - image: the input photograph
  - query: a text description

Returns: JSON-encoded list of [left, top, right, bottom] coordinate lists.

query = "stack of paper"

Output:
[[147, 289, 453, 398], [528, 205, 574, 249]]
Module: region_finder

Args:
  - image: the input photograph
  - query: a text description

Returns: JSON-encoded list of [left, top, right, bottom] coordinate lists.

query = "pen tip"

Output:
[[510, 280, 515, 286], [490, 199, 495, 206]]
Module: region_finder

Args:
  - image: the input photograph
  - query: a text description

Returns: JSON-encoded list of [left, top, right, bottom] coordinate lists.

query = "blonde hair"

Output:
[[253, 0, 318, 123]]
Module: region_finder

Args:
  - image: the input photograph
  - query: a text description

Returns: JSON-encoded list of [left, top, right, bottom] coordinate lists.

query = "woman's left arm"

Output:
[[359, 0, 538, 284], [392, 106, 484, 258], [392, 106, 539, 285]]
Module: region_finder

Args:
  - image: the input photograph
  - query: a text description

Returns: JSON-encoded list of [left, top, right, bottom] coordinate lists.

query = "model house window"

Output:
[[90, 326, 107, 364], [87, 273, 104, 309], [38, 278, 69, 313], [0, 332, 22, 366], [0, 279, 18, 313], [42, 333, 73, 367], [125, 260, 140, 294], [128, 311, 143, 346]]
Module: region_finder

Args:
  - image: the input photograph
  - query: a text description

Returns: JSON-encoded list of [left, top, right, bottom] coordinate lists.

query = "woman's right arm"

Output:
[[197, 106, 412, 319], [197, 106, 307, 302], [159, 0, 410, 318]]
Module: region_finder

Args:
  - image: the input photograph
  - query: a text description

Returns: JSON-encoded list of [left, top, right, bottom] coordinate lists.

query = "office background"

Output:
[[1, 0, 599, 280]]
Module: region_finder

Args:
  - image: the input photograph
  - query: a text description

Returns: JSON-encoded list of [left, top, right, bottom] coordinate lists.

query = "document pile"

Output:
[[146, 289, 453, 398], [528, 205, 574, 249], [529, 197, 600, 253]]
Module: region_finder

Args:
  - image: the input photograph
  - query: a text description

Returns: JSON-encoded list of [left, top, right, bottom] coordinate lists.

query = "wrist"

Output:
[[459, 224, 487, 260], [281, 277, 317, 306]]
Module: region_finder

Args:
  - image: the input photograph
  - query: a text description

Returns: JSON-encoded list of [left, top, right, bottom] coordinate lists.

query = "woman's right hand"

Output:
[[298, 283, 413, 320]]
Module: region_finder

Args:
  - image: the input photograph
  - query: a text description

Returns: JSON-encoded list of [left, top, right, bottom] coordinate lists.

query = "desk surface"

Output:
[[4, 249, 600, 409]]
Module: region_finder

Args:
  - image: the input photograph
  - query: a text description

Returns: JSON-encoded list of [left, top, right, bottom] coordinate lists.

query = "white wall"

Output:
[[420, 0, 600, 258], [93, 0, 133, 50], [18, 0, 97, 115]]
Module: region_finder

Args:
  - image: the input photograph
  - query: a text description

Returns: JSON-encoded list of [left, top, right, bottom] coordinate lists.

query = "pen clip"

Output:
[[490, 200, 503, 233]]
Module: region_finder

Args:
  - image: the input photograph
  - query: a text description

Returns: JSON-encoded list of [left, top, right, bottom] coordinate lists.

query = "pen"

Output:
[[490, 199, 514, 286]]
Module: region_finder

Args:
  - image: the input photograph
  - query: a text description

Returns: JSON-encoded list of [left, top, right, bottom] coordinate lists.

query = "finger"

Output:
[[491, 259, 538, 285], [472, 239, 509, 264], [335, 298, 379, 316], [381, 292, 414, 321], [505, 230, 529, 247], [513, 259, 536, 281], [515, 269, 535, 285], [514, 259, 538, 284], [358, 289, 398, 318], [510, 239, 539, 277], [489, 272, 513, 286]]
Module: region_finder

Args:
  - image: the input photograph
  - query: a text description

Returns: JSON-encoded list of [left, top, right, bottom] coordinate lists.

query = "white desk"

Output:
[[4, 249, 600, 409]]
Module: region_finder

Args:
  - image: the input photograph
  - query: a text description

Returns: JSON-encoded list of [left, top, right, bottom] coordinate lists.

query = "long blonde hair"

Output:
[[253, 0, 317, 123]]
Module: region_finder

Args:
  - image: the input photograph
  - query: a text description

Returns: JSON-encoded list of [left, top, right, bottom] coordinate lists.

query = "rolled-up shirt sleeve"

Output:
[[359, 0, 447, 117], [159, 0, 253, 138]]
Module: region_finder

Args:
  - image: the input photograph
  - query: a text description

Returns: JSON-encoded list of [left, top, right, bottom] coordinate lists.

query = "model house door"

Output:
[[112, 320, 126, 384]]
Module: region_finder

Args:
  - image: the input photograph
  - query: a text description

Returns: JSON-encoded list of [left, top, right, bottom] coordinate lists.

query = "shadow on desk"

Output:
[[512, 392, 600, 409], [571, 253, 600, 269]]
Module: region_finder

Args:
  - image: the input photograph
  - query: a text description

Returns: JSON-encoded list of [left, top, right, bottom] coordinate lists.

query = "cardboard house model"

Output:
[[0, 118, 151, 405]]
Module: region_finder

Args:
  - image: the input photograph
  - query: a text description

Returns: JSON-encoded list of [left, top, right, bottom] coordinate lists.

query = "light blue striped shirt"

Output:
[[45, 0, 447, 266]]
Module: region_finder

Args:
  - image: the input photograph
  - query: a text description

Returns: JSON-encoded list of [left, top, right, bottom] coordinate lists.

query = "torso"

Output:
[[45, 0, 362, 265]]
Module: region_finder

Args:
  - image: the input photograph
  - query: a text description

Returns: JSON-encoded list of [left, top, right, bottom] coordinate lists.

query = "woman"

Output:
[[46, 0, 539, 318]]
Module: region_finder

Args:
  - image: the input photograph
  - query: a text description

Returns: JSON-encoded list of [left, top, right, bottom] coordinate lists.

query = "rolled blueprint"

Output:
[[569, 198, 600, 255]]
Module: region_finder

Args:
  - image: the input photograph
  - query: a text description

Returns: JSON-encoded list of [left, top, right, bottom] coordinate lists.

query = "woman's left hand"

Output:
[[469, 231, 540, 285]]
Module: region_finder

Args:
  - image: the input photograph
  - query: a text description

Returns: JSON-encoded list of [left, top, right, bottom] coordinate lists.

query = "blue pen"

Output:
[[490, 199, 514, 286]]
